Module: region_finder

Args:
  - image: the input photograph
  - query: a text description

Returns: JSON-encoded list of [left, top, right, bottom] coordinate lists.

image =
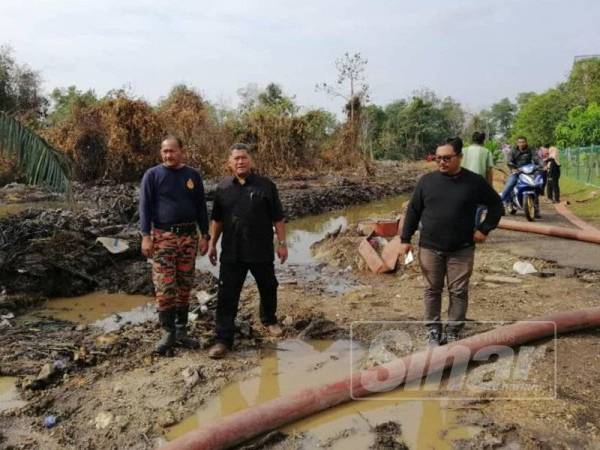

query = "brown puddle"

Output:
[[285, 194, 409, 265], [165, 339, 479, 449], [0, 377, 27, 412], [24, 292, 154, 332]]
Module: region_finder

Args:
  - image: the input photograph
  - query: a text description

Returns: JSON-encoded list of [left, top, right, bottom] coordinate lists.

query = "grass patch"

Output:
[[560, 177, 600, 225]]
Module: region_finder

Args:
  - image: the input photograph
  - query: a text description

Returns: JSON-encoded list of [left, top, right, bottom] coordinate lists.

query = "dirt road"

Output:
[[1, 168, 599, 449]]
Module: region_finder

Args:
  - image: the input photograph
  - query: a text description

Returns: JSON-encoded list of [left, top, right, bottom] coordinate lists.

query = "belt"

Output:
[[154, 222, 198, 235]]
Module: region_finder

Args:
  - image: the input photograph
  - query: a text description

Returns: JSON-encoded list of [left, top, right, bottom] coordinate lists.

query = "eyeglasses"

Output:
[[435, 154, 458, 162]]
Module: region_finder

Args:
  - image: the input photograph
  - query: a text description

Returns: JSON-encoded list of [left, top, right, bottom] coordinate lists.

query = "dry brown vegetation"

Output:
[[39, 85, 368, 182]]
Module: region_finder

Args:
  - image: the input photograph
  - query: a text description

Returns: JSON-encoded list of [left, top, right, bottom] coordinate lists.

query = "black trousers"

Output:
[[540, 171, 548, 196], [215, 261, 278, 348], [547, 176, 560, 202]]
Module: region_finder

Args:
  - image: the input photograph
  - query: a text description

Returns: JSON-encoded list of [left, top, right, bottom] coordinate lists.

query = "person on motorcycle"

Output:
[[499, 136, 543, 218]]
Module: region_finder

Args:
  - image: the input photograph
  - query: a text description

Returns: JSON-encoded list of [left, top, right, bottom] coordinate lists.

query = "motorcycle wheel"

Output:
[[524, 195, 536, 221]]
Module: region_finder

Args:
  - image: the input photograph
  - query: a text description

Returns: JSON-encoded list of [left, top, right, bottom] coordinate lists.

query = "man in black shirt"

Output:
[[500, 136, 542, 217], [207, 143, 288, 358], [400, 137, 502, 346]]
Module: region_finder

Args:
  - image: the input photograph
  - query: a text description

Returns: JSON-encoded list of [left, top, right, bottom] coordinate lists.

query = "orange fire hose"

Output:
[[162, 307, 600, 450], [498, 218, 600, 244]]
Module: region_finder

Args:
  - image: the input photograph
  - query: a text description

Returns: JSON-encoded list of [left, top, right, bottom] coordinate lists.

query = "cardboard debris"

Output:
[[381, 236, 403, 270], [357, 214, 407, 274], [358, 238, 390, 273], [359, 235, 406, 274]]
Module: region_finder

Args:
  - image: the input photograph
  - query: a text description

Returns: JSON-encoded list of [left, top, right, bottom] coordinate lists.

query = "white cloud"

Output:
[[1, 0, 599, 112]]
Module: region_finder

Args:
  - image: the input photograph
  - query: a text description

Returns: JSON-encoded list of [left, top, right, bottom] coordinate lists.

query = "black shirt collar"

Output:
[[234, 172, 256, 185], [440, 168, 464, 178]]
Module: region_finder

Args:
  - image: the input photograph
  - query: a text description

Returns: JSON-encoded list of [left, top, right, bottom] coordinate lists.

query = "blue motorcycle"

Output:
[[507, 163, 545, 221]]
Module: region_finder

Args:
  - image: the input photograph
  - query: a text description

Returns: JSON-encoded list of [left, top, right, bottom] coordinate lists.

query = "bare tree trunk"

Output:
[[350, 78, 354, 123]]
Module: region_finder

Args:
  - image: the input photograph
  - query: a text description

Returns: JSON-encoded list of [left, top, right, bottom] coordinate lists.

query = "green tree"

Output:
[[567, 58, 600, 105], [511, 88, 575, 147], [463, 110, 496, 143], [377, 100, 407, 159], [257, 83, 298, 115], [439, 96, 465, 136], [363, 104, 387, 159], [555, 102, 600, 147], [373, 91, 464, 160], [516, 92, 536, 109], [303, 108, 337, 155], [46, 85, 98, 126], [490, 98, 517, 138]]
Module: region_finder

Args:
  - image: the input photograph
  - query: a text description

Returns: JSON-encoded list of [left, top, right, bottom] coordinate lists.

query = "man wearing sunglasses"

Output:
[[400, 137, 502, 346]]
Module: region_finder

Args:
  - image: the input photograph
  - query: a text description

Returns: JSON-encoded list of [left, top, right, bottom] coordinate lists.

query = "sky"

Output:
[[2, 0, 600, 115]]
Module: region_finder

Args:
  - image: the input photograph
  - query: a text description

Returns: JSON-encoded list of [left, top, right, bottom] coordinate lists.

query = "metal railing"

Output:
[[562, 145, 600, 187]]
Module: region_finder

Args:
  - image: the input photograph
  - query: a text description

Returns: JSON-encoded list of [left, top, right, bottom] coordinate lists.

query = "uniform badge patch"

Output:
[[186, 178, 195, 189]]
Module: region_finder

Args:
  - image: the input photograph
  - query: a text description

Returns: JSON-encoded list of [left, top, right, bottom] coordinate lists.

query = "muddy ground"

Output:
[[0, 162, 418, 311], [1, 162, 599, 449]]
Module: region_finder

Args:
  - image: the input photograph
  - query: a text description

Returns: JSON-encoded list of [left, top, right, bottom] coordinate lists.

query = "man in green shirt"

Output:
[[461, 132, 494, 226], [461, 132, 493, 185]]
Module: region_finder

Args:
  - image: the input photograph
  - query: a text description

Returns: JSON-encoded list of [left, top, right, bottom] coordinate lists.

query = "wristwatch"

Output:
[[277, 240, 287, 247]]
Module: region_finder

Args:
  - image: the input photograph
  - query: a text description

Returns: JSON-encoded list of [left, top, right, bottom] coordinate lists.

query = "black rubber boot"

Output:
[[175, 305, 200, 349], [155, 308, 176, 355]]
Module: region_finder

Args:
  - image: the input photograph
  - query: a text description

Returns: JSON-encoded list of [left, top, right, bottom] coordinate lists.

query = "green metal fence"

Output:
[[562, 145, 600, 187]]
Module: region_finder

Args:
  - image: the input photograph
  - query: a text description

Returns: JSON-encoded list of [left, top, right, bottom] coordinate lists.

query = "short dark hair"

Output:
[[439, 137, 463, 155], [230, 143, 250, 154], [516, 136, 527, 141], [163, 135, 183, 148], [472, 132, 485, 145]]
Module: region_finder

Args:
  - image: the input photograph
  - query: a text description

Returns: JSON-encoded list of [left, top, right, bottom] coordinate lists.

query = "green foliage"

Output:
[[567, 58, 600, 105], [47, 86, 98, 126], [303, 108, 337, 150], [510, 58, 600, 147], [560, 176, 600, 224], [257, 83, 298, 116], [370, 91, 464, 160], [483, 139, 503, 165], [516, 92, 536, 108], [555, 103, 600, 147], [463, 110, 496, 142], [489, 98, 517, 138], [0, 112, 70, 191], [511, 87, 575, 147], [363, 104, 387, 159]]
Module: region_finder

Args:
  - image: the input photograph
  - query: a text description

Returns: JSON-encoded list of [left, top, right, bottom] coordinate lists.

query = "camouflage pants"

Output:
[[152, 229, 198, 311]]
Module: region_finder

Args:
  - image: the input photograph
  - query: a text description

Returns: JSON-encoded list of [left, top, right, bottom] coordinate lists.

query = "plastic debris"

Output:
[[513, 261, 538, 275], [52, 359, 68, 371], [95, 411, 114, 429], [43, 415, 57, 428], [96, 237, 130, 254]]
